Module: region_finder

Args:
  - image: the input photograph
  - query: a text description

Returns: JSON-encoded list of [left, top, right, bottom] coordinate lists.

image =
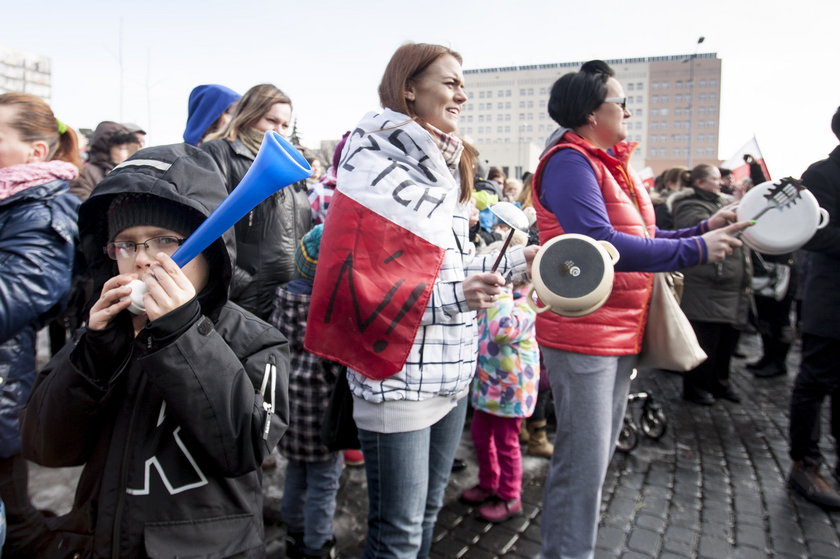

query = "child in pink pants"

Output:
[[460, 281, 539, 522]]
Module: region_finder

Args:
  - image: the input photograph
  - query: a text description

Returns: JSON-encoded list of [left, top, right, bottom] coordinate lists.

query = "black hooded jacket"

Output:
[[22, 144, 290, 559]]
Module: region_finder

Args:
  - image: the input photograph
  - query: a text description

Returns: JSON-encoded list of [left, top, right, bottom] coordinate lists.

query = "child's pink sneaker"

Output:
[[459, 484, 497, 504], [478, 497, 522, 523]]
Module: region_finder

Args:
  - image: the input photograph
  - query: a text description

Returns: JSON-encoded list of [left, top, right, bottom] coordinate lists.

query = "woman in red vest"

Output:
[[532, 60, 751, 559]]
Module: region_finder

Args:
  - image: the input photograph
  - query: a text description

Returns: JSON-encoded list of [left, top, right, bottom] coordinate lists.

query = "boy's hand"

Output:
[[88, 274, 136, 331], [142, 253, 197, 322]]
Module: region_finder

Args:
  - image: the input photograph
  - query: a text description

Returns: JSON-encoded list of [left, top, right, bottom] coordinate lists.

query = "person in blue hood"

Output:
[[183, 84, 241, 146]]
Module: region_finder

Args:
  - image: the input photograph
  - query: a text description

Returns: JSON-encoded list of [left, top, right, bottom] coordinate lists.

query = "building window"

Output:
[[519, 113, 525, 120], [528, 88, 534, 95], [628, 83, 635, 91], [636, 95, 643, 103], [635, 108, 643, 116], [506, 89, 512, 97], [506, 102, 511, 109], [676, 81, 683, 89], [505, 114, 511, 121], [519, 100, 526, 108], [528, 100, 534, 108], [520, 88, 526, 96], [661, 95, 668, 103], [652, 95, 659, 103]]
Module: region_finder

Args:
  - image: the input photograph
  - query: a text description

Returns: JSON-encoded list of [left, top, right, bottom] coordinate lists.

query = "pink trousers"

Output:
[[470, 409, 523, 501]]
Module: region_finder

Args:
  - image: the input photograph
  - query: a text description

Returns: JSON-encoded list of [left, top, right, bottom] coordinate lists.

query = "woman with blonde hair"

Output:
[[0, 92, 81, 556], [202, 83, 312, 318]]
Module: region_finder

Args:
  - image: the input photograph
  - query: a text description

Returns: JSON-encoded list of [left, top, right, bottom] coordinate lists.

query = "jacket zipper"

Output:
[[111, 337, 148, 558]]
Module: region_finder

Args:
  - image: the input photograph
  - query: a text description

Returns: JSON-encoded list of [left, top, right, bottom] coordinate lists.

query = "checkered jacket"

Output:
[[270, 283, 341, 462], [347, 206, 528, 404]]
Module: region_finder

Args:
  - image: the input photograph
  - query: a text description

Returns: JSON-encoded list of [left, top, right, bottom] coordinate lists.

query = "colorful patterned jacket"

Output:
[[470, 286, 539, 418]]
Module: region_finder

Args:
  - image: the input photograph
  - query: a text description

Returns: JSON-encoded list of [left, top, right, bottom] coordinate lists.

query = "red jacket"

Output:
[[532, 132, 655, 355]]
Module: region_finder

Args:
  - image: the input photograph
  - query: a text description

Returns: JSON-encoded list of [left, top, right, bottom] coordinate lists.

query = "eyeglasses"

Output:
[[105, 236, 185, 261], [603, 97, 627, 111]]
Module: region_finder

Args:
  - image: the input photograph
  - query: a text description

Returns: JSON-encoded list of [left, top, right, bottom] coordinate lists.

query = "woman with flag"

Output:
[[305, 42, 537, 558]]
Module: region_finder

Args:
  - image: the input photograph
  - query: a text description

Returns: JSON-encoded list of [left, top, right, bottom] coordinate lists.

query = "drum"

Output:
[[736, 178, 829, 255], [528, 234, 620, 317]]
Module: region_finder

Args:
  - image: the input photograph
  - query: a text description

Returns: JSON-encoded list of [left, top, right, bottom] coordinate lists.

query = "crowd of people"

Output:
[[0, 41, 838, 559]]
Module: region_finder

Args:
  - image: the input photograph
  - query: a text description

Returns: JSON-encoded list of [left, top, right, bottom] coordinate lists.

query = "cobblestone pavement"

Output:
[[29, 332, 840, 558]]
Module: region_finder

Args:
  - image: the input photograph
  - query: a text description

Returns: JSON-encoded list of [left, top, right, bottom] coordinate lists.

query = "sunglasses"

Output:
[[603, 97, 627, 111]]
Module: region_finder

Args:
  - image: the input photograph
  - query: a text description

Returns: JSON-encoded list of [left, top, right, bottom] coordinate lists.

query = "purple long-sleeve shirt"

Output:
[[539, 149, 708, 272]]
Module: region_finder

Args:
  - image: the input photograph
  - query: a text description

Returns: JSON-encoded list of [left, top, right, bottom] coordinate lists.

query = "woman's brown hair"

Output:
[[206, 83, 292, 142], [378, 42, 475, 203], [0, 92, 81, 169]]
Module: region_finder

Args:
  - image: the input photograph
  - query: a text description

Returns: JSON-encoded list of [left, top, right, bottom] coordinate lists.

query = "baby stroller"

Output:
[[616, 369, 667, 453]]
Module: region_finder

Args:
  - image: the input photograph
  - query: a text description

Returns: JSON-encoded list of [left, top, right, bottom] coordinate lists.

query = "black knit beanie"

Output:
[[107, 193, 201, 241]]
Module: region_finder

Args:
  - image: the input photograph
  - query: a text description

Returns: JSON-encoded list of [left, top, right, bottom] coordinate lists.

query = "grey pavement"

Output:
[[28, 331, 840, 558]]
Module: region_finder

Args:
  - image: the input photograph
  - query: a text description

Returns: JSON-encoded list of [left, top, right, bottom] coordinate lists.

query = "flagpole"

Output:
[[684, 36, 705, 169]]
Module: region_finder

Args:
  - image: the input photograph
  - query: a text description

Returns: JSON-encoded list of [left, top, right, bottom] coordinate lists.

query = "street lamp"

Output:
[[683, 36, 705, 168]]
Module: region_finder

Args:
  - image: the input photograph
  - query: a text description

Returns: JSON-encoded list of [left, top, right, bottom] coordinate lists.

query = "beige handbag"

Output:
[[637, 271, 707, 371]]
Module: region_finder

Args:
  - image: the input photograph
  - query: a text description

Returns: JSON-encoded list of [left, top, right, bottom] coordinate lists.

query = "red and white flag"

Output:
[[304, 110, 462, 380], [638, 166, 655, 191], [722, 136, 771, 184]]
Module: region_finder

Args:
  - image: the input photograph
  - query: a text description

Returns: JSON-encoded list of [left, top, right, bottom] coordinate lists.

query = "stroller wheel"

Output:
[[640, 404, 667, 440], [616, 416, 639, 453]]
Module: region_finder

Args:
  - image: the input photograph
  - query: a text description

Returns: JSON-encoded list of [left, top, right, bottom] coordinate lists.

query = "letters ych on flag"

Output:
[[304, 110, 461, 380], [722, 136, 771, 185]]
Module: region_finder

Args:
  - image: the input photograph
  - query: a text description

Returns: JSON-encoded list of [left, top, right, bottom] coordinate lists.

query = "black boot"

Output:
[[285, 531, 304, 559], [683, 385, 715, 405], [301, 537, 337, 559]]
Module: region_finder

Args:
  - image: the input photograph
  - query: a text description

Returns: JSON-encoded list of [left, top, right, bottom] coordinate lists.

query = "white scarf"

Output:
[[336, 109, 465, 282]]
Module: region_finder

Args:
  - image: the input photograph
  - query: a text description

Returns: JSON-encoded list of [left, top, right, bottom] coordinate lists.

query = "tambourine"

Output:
[[736, 178, 829, 255], [528, 234, 620, 317]]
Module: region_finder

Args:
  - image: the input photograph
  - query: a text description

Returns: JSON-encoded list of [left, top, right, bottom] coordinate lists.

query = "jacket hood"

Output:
[[88, 121, 136, 170], [78, 143, 234, 317], [542, 126, 571, 157], [183, 85, 241, 146]]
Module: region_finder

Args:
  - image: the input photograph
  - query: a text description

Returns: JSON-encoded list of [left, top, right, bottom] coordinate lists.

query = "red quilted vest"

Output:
[[532, 132, 655, 355]]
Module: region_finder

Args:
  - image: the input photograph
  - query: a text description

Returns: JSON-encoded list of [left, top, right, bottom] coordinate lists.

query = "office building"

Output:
[[462, 53, 721, 178]]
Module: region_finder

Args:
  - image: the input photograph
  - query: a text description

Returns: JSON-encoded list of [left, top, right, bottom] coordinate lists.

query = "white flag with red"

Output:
[[638, 166, 655, 191], [722, 136, 771, 184], [304, 110, 462, 379]]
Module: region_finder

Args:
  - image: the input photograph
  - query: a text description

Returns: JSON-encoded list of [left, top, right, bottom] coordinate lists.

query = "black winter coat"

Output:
[[22, 145, 290, 558], [800, 145, 840, 339], [200, 138, 312, 319]]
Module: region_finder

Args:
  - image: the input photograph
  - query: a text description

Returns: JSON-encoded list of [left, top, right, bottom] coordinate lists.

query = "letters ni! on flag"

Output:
[[304, 110, 462, 380], [305, 192, 444, 379]]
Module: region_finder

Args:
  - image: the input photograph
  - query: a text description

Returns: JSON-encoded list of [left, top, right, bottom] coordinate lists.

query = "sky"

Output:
[[3, 0, 838, 178]]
